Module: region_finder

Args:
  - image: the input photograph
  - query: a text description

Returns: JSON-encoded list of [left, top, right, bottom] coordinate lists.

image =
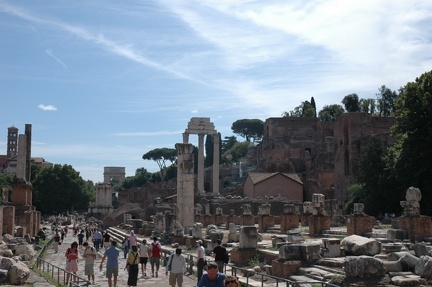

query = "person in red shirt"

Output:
[[149, 237, 162, 277], [65, 241, 79, 285]]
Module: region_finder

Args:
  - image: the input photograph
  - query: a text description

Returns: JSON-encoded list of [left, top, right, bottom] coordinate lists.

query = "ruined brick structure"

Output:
[[258, 113, 396, 207]]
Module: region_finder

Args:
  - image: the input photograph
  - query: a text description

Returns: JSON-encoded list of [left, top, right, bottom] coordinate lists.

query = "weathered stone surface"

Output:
[[383, 260, 403, 272], [412, 243, 429, 257], [388, 251, 416, 261], [279, 242, 321, 261], [0, 269, 8, 284], [387, 229, 407, 241], [399, 253, 420, 271], [414, 255, 432, 278], [15, 243, 36, 258], [7, 262, 30, 285], [391, 274, 422, 286], [341, 234, 381, 256], [2, 234, 14, 243], [0, 257, 15, 271], [345, 256, 386, 278]]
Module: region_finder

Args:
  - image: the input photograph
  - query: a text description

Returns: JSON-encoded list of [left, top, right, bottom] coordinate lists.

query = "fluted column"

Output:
[[212, 134, 220, 195], [198, 134, 205, 194]]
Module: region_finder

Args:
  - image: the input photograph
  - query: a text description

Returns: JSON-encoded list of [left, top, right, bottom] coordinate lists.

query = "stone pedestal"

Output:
[[258, 215, 274, 232], [322, 238, 341, 257], [226, 215, 239, 229], [346, 215, 376, 236], [280, 214, 300, 232], [308, 215, 331, 236], [229, 248, 257, 266], [240, 214, 255, 226], [398, 215, 432, 242], [271, 260, 301, 277]]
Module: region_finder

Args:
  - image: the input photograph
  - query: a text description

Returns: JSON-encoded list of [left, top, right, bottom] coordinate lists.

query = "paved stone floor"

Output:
[[42, 229, 198, 287]]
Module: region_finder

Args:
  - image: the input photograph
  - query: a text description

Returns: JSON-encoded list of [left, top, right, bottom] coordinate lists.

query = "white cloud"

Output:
[[191, 110, 198, 113], [38, 104, 57, 111]]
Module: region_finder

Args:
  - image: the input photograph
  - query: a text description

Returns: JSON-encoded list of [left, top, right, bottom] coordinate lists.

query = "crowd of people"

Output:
[[50, 217, 236, 287]]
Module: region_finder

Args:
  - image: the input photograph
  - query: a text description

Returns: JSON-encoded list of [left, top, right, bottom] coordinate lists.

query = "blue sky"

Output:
[[1, 0, 431, 183]]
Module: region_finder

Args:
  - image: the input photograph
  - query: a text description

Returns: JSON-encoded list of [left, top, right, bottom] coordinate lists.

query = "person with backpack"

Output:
[[149, 236, 162, 277], [125, 244, 140, 287], [212, 239, 228, 273], [165, 248, 186, 287], [82, 241, 97, 284]]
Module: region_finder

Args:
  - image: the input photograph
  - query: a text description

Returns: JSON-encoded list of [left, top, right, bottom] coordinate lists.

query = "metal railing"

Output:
[[161, 251, 340, 287], [32, 235, 89, 287], [33, 257, 90, 287]]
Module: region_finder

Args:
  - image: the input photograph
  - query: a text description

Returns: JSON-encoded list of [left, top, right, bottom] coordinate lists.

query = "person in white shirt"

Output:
[[82, 241, 97, 283], [165, 248, 187, 287], [138, 239, 149, 277]]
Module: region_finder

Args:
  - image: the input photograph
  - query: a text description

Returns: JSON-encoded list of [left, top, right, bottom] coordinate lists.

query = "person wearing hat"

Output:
[[197, 262, 226, 287], [195, 240, 206, 283]]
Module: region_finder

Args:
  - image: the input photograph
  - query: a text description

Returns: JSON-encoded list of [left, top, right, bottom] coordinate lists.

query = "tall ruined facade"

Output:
[[258, 113, 396, 207]]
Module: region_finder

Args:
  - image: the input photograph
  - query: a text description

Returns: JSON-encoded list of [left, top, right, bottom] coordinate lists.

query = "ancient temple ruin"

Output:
[[175, 118, 220, 230]]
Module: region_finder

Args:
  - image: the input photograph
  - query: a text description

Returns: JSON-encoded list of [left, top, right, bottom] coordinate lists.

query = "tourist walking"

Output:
[[82, 241, 97, 283], [103, 230, 111, 249], [138, 239, 149, 277], [212, 239, 227, 272], [77, 230, 85, 246], [99, 240, 120, 287], [53, 232, 61, 253], [121, 236, 129, 259], [197, 262, 226, 287], [93, 230, 102, 251], [65, 241, 79, 285], [149, 236, 162, 277], [129, 230, 137, 246], [165, 248, 187, 287], [196, 239, 206, 283], [125, 244, 140, 287]]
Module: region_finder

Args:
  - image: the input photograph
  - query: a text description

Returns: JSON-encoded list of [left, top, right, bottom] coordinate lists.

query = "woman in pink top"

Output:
[[129, 231, 137, 246]]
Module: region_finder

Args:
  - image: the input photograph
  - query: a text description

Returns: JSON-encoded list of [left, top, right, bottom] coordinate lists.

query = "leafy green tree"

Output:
[[222, 141, 251, 163], [392, 70, 432, 214], [204, 133, 222, 167], [352, 137, 400, 215], [359, 98, 376, 114], [284, 101, 315, 118], [142, 148, 177, 181], [376, 85, 398, 117], [231, 119, 264, 143], [310, 97, 317, 117], [32, 164, 94, 214], [0, 173, 14, 201], [342, 93, 361, 112], [204, 134, 214, 168], [318, 104, 345, 121], [221, 136, 237, 154], [122, 167, 153, 188]]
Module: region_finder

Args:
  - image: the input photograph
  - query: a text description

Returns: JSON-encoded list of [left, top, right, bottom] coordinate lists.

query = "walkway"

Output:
[[43, 229, 198, 287]]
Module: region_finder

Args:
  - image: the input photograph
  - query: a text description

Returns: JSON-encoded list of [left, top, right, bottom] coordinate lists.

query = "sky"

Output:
[[1, 0, 431, 183]]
